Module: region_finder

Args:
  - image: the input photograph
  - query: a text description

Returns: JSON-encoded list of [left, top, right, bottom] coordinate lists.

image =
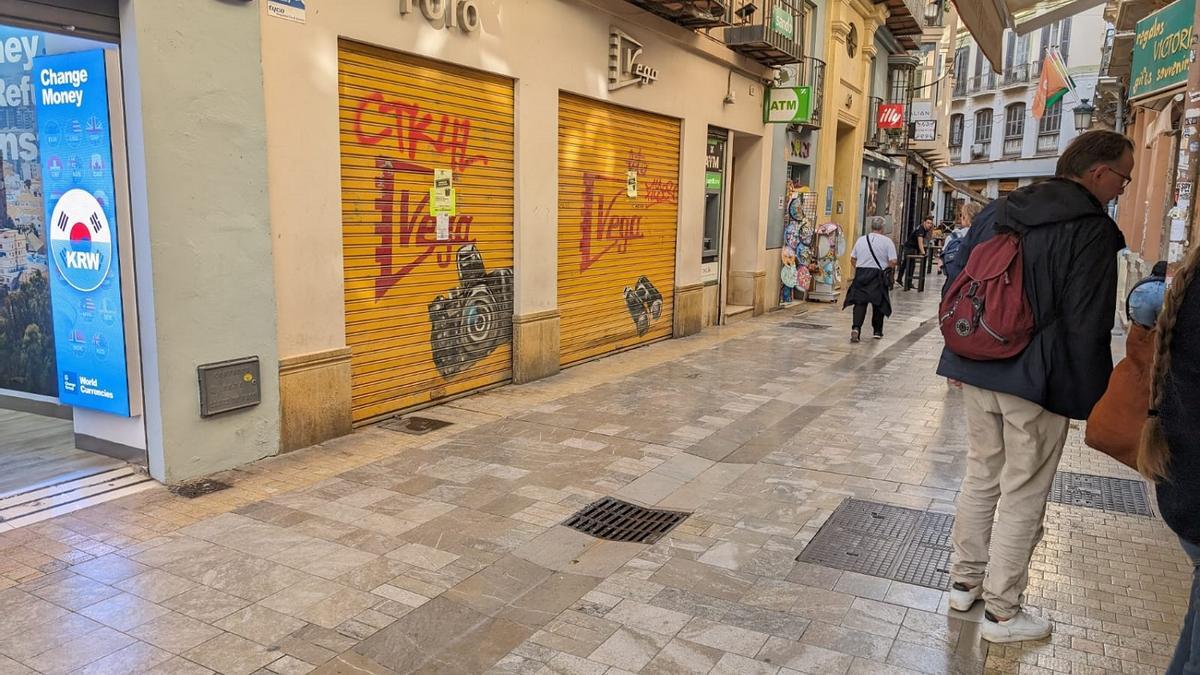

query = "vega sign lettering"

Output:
[[764, 87, 812, 124], [33, 49, 132, 416]]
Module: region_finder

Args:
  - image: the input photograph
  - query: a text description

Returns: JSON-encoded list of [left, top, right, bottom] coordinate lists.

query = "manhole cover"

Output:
[[169, 479, 232, 499], [783, 322, 832, 329], [563, 497, 689, 545], [797, 499, 953, 590], [1048, 471, 1152, 516], [380, 415, 453, 435]]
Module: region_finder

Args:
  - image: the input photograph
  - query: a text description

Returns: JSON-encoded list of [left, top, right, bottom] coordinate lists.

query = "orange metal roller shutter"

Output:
[[558, 93, 680, 367], [339, 41, 515, 423]]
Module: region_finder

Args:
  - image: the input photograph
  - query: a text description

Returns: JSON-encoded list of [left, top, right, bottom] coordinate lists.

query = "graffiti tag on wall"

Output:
[[580, 171, 645, 272], [372, 158, 475, 299], [352, 93, 489, 175]]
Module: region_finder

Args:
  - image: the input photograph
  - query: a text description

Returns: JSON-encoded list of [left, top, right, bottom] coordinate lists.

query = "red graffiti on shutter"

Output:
[[353, 92, 490, 175]]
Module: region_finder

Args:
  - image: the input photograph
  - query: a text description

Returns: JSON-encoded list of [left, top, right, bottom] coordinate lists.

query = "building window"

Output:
[[1003, 103, 1025, 156], [1040, 18, 1072, 62], [847, 24, 858, 58], [973, 109, 992, 159], [1037, 99, 1062, 153], [953, 47, 969, 96], [949, 114, 964, 161]]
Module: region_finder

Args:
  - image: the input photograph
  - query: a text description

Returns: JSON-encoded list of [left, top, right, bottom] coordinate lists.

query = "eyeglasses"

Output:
[[1107, 166, 1132, 188]]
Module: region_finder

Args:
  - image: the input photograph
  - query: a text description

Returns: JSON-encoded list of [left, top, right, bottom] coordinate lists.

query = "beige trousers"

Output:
[[950, 384, 1070, 619]]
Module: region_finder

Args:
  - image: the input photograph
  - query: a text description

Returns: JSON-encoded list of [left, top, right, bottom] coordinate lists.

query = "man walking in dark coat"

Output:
[[843, 217, 897, 342], [939, 130, 1131, 643]]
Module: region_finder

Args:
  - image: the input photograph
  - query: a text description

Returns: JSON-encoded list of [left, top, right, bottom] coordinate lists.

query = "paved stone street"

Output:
[[0, 288, 1188, 675]]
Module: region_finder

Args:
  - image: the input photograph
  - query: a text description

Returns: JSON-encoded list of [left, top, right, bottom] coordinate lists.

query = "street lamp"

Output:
[[1073, 99, 1095, 132], [924, 1, 942, 25]]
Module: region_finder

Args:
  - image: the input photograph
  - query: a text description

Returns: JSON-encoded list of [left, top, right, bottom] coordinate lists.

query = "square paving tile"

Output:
[[184, 633, 279, 675], [215, 604, 307, 647], [79, 592, 171, 631], [128, 612, 224, 654]]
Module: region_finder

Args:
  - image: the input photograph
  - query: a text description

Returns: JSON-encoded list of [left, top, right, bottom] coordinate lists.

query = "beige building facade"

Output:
[[263, 0, 780, 452]]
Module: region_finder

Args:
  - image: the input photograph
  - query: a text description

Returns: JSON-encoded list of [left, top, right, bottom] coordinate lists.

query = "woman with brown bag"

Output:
[[1138, 247, 1200, 674]]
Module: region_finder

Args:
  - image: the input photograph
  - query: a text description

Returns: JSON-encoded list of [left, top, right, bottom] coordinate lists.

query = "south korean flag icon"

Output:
[[49, 189, 113, 293]]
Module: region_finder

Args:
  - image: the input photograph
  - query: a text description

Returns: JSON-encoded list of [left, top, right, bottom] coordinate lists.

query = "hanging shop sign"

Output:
[[877, 103, 905, 129], [1130, 0, 1194, 100], [609, 28, 658, 91], [771, 6, 795, 40], [764, 87, 812, 124], [913, 120, 937, 142], [34, 49, 131, 416], [400, 0, 481, 33]]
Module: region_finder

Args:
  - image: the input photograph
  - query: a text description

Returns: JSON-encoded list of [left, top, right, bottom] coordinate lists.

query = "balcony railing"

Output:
[[865, 96, 884, 149], [1002, 137, 1022, 157], [1001, 62, 1042, 88], [949, 144, 962, 163], [968, 73, 997, 95], [623, 0, 733, 28], [725, 0, 805, 66], [795, 56, 825, 129], [952, 77, 967, 98], [970, 141, 991, 159]]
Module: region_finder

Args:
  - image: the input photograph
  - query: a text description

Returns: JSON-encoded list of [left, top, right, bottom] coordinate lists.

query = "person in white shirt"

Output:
[[842, 217, 898, 342]]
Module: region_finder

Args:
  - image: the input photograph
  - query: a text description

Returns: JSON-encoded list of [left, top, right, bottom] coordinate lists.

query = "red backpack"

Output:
[[939, 217, 1035, 360]]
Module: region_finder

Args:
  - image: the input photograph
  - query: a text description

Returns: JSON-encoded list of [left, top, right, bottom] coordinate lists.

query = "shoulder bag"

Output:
[[1084, 323, 1154, 470], [866, 234, 894, 289]]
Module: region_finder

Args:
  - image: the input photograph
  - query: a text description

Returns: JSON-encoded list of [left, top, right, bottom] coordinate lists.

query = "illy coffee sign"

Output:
[[877, 103, 905, 129]]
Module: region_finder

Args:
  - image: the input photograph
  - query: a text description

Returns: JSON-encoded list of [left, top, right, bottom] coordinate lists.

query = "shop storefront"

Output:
[[262, 0, 775, 440], [0, 1, 164, 517], [1, 1, 284, 493]]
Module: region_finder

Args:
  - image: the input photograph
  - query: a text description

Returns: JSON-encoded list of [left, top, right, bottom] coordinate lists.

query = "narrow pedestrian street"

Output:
[[0, 289, 1187, 675]]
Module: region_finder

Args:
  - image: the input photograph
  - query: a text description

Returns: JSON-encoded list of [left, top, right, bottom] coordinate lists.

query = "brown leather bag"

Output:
[[1084, 324, 1155, 470]]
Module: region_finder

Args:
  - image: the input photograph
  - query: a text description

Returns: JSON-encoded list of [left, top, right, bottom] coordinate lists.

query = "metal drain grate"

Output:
[[797, 499, 953, 590], [169, 479, 232, 499], [380, 415, 453, 435], [783, 322, 832, 329], [1048, 471, 1152, 516], [563, 497, 690, 545]]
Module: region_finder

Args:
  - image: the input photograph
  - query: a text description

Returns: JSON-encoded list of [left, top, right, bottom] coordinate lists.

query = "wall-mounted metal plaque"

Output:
[[198, 357, 261, 417]]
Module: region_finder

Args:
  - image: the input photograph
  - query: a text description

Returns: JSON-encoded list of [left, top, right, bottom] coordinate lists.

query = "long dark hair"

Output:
[[1140, 246, 1200, 481]]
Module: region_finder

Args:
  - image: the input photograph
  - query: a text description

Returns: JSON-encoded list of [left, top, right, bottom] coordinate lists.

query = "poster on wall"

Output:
[[0, 28, 52, 396], [33, 49, 131, 416]]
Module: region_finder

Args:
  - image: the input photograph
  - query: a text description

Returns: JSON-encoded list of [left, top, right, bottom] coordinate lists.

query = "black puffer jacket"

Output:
[[1159, 276, 1200, 547], [936, 178, 1126, 420]]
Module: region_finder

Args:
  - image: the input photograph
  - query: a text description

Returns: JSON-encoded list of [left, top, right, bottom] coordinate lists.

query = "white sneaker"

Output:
[[949, 583, 982, 612], [980, 610, 1053, 643]]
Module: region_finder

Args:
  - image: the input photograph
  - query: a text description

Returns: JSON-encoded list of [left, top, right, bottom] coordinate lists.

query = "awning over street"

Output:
[[933, 168, 989, 205], [951, 0, 1108, 70]]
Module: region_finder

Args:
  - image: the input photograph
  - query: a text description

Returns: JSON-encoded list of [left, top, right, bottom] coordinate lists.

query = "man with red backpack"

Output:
[[937, 130, 1131, 643]]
